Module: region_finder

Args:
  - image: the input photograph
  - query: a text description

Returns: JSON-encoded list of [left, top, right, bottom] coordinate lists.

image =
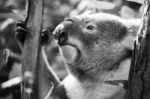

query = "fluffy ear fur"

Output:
[[120, 19, 140, 50]]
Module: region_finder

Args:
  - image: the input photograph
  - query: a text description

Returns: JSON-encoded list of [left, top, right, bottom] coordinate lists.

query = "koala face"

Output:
[[53, 13, 138, 78]]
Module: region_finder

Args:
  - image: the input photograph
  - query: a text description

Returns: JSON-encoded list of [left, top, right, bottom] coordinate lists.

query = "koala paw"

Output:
[[15, 22, 31, 46], [41, 28, 51, 45], [16, 22, 52, 46]]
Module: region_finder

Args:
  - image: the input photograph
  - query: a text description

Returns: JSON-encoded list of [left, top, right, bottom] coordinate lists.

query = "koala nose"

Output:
[[54, 19, 74, 45]]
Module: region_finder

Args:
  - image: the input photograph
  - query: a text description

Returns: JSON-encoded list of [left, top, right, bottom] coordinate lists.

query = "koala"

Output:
[[16, 13, 140, 99]]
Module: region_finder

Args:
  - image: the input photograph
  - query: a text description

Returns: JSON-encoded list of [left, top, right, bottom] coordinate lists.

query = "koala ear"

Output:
[[121, 35, 136, 50], [119, 19, 141, 50], [124, 19, 141, 36]]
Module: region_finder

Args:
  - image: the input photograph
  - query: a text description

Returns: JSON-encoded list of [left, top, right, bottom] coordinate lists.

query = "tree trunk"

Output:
[[21, 0, 43, 99], [127, 0, 150, 99]]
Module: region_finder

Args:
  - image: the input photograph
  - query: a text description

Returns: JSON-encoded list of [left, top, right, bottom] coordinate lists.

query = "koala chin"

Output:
[[52, 13, 140, 99]]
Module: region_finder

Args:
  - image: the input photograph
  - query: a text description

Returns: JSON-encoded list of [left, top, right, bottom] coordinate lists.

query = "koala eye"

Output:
[[84, 23, 96, 34], [86, 25, 94, 30]]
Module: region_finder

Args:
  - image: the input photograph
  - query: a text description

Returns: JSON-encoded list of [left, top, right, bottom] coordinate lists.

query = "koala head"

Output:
[[53, 13, 139, 79]]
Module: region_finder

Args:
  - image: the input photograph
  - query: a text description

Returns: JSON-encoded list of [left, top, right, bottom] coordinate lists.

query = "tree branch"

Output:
[[127, 0, 150, 99], [21, 0, 43, 99]]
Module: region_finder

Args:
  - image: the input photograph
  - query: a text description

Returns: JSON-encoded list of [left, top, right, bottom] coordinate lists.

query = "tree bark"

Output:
[[21, 0, 43, 99], [127, 0, 150, 99]]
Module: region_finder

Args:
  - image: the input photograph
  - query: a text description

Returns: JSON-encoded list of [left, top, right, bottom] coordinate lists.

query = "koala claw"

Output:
[[15, 22, 31, 46], [16, 22, 52, 46], [41, 28, 51, 45]]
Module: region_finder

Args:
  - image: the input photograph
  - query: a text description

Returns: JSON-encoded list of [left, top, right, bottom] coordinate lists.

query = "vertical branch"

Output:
[[37, 47, 60, 99], [0, 49, 11, 68], [127, 0, 150, 99], [21, 0, 43, 99]]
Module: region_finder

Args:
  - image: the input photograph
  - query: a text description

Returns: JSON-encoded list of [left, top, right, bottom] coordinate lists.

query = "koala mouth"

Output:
[[60, 44, 81, 63], [57, 33, 80, 62], [57, 31, 67, 46]]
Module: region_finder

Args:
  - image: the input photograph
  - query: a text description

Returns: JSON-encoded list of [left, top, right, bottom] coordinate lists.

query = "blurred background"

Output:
[[0, 0, 144, 99]]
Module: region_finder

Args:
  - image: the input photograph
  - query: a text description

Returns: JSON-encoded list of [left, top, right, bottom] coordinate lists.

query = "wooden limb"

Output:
[[41, 47, 60, 86], [0, 49, 11, 68], [37, 47, 60, 99], [21, 0, 43, 99], [127, 0, 150, 99]]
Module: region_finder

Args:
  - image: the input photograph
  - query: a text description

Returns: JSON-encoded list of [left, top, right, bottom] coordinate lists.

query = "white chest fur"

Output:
[[62, 75, 125, 99], [61, 59, 131, 99]]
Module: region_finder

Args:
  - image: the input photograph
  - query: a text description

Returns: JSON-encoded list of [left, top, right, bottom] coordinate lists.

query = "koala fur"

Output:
[[51, 13, 140, 99]]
